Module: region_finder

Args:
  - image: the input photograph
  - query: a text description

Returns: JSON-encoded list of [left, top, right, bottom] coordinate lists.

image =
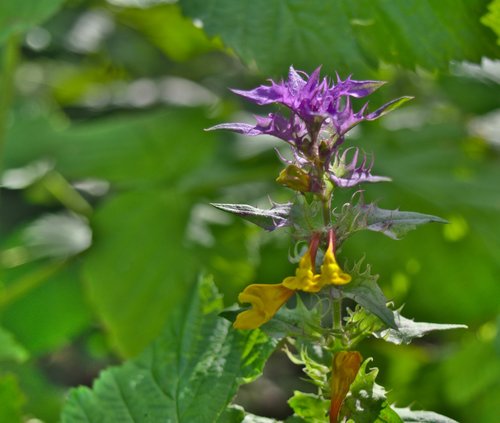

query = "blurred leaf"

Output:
[[482, 0, 500, 44], [0, 0, 65, 44], [0, 374, 24, 423], [180, 0, 500, 75], [374, 310, 467, 345], [0, 326, 29, 363], [1, 261, 92, 355], [61, 276, 277, 422], [82, 190, 196, 357], [116, 3, 221, 61], [211, 202, 291, 231], [393, 407, 458, 423]]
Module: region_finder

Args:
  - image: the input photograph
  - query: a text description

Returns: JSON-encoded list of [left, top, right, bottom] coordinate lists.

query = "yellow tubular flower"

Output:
[[233, 283, 294, 330], [282, 248, 322, 292], [315, 244, 351, 287]]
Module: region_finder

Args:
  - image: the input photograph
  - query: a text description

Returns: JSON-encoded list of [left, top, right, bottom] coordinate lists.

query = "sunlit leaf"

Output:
[[61, 276, 277, 423], [393, 407, 459, 423], [0, 326, 29, 363]]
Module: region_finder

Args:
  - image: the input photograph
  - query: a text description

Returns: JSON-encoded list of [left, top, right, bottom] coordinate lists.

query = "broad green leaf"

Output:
[[393, 407, 458, 423], [0, 326, 29, 363], [82, 190, 195, 357], [374, 311, 467, 345], [61, 276, 278, 423], [0, 0, 65, 44], [211, 202, 291, 231], [288, 391, 329, 422], [341, 262, 396, 329], [0, 374, 25, 423], [179, 0, 500, 74], [482, 0, 500, 44], [115, 3, 221, 61]]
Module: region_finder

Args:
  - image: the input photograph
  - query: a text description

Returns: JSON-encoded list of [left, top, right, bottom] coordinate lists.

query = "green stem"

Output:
[[0, 34, 20, 174], [333, 296, 342, 332]]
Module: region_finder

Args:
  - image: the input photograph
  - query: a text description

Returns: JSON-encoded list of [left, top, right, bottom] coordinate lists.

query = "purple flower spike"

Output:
[[329, 148, 391, 188]]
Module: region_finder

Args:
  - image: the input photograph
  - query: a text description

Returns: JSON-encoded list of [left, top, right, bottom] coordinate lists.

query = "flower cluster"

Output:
[[209, 66, 411, 193], [234, 230, 350, 329]]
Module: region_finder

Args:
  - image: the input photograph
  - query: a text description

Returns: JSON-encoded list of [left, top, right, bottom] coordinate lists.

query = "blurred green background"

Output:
[[0, 0, 499, 421]]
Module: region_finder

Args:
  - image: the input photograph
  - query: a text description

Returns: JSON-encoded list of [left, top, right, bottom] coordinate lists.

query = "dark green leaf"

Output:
[[179, 0, 500, 74], [393, 407, 458, 423], [211, 202, 291, 231], [61, 276, 277, 423], [341, 262, 396, 329]]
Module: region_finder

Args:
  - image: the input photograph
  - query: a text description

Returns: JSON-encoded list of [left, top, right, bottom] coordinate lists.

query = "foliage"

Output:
[[0, 0, 498, 422]]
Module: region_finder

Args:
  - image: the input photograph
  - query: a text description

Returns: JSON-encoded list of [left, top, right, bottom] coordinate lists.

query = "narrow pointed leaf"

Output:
[[366, 97, 414, 120], [374, 311, 467, 345], [211, 202, 291, 231]]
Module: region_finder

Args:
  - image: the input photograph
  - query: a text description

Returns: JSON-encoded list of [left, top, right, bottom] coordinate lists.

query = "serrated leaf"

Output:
[[0, 326, 29, 363], [342, 360, 402, 423], [0, 0, 65, 44], [61, 276, 278, 423], [179, 0, 500, 74], [211, 202, 291, 231], [288, 391, 329, 422], [341, 264, 396, 329], [393, 407, 459, 423], [374, 311, 467, 345]]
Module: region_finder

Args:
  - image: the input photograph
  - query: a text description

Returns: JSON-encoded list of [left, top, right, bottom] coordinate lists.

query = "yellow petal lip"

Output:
[[233, 283, 294, 330], [316, 245, 352, 286]]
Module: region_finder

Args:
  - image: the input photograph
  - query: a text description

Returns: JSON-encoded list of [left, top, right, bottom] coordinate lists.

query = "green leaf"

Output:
[[288, 391, 329, 422], [61, 276, 277, 423], [482, 0, 500, 45], [0, 326, 29, 363], [374, 310, 467, 345], [179, 0, 500, 74], [393, 407, 458, 423], [211, 202, 291, 231], [0, 0, 65, 44], [342, 360, 402, 423], [0, 374, 25, 423], [82, 190, 196, 357], [337, 202, 447, 241], [341, 262, 396, 329]]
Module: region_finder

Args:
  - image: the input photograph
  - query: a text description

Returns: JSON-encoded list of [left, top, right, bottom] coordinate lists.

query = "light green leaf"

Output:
[[211, 202, 291, 231], [374, 311, 467, 345], [288, 391, 329, 422], [341, 263, 396, 329], [179, 0, 500, 74], [82, 190, 196, 357], [0, 374, 25, 423], [482, 0, 500, 45], [0, 326, 29, 363], [61, 276, 277, 423], [393, 407, 458, 423], [0, 0, 65, 44]]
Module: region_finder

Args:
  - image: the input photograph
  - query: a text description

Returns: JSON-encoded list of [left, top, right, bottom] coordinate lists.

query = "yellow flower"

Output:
[[315, 243, 352, 287], [233, 231, 351, 330], [329, 351, 363, 423], [233, 284, 294, 329]]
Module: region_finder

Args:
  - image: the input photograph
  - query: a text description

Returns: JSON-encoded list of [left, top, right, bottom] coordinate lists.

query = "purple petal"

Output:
[[206, 122, 264, 136]]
